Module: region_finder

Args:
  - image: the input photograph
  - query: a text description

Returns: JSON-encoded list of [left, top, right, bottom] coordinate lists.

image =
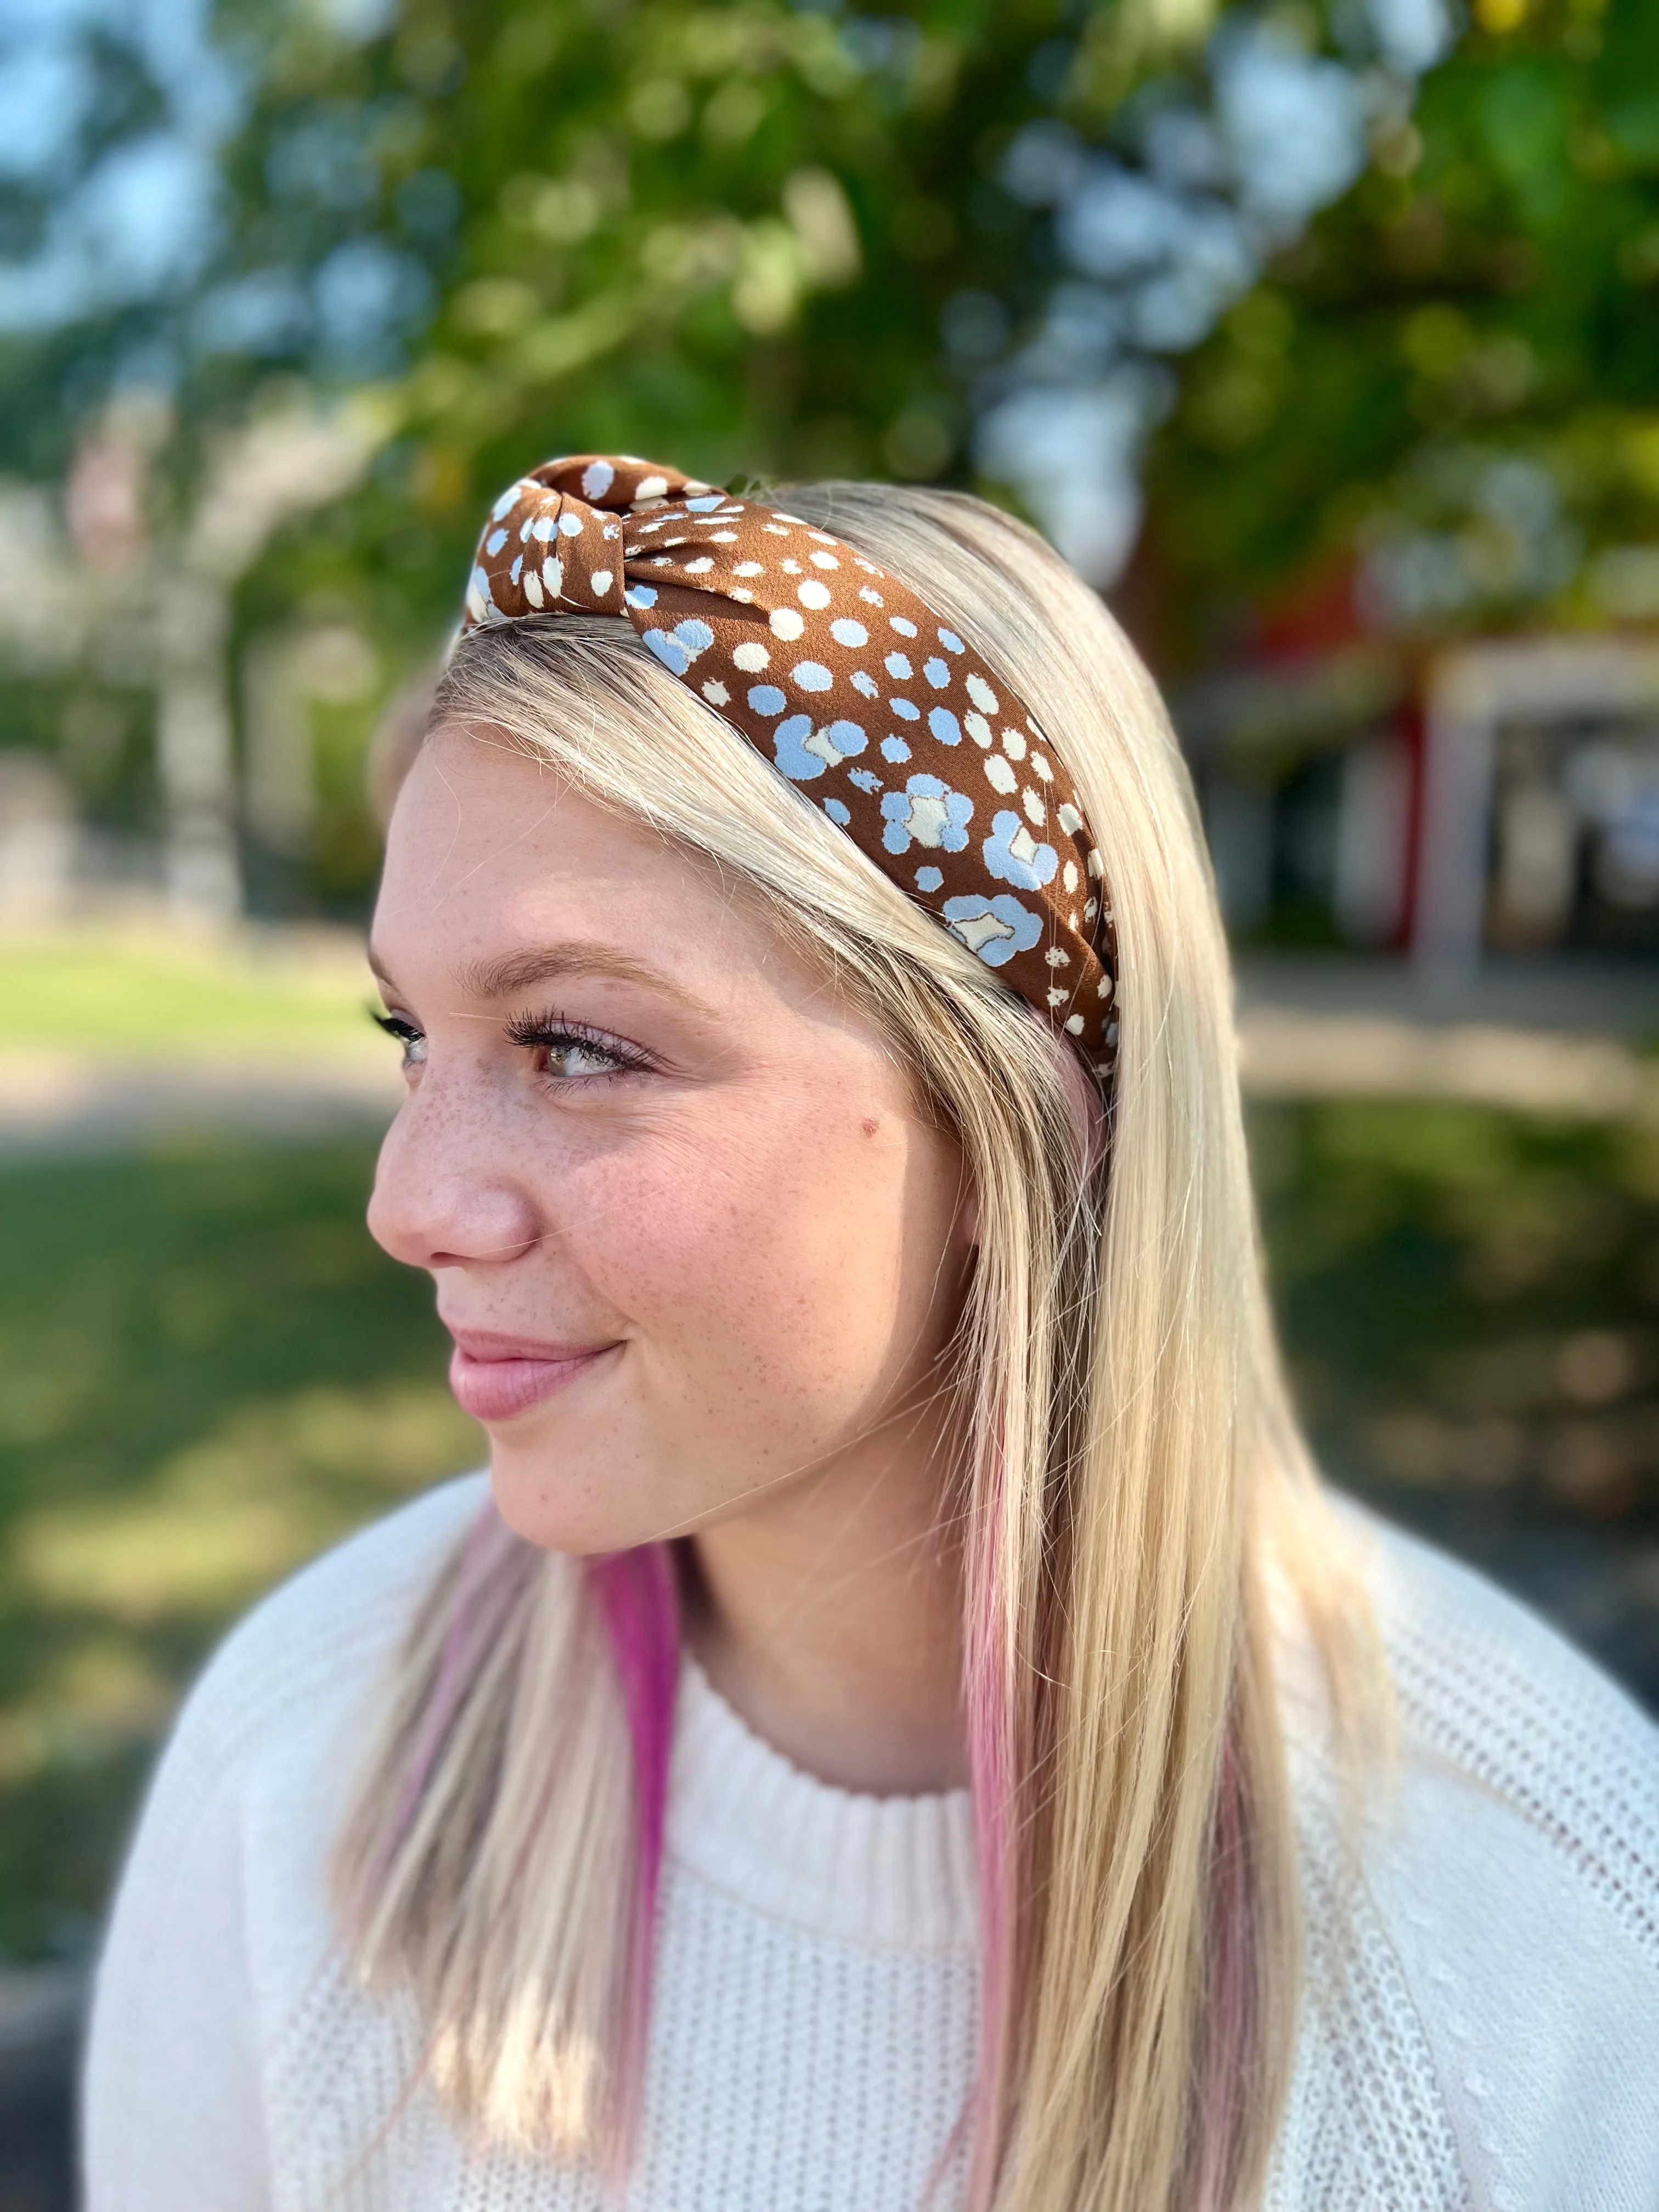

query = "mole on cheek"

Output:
[[861, 1118, 878, 1138]]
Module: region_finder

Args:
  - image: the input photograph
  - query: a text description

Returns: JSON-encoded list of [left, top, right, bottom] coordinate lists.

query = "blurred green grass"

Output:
[[0, 929, 374, 1055], [0, 1138, 479, 1959], [0, 1099, 1656, 1962]]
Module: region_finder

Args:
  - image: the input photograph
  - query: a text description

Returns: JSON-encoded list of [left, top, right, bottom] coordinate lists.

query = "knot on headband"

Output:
[[461, 454, 1119, 1081]]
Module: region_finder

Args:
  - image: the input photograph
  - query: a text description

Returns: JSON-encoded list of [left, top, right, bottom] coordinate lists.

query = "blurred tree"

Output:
[[1140, 0, 1659, 663], [0, 0, 1454, 910]]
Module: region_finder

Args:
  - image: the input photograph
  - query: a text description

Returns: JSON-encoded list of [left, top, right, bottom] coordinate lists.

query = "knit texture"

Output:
[[84, 1474, 1659, 2211]]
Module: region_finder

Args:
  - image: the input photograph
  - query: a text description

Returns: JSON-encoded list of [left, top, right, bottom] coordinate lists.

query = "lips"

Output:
[[445, 1329, 620, 1423]]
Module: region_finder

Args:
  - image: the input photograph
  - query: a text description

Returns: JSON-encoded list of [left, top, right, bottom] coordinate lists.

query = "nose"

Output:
[[366, 1073, 545, 1274]]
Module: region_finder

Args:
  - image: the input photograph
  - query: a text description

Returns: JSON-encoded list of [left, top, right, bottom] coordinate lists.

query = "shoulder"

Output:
[[85, 1475, 493, 2200], [1288, 1500, 1659, 2208], [1347, 1497, 1658, 1967], [132, 1471, 491, 1844]]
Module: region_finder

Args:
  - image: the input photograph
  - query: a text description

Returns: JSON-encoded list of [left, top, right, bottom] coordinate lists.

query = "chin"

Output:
[[484, 1431, 673, 1559]]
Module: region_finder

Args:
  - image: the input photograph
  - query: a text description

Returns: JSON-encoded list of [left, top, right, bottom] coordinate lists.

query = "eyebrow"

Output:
[[368, 939, 721, 1021]]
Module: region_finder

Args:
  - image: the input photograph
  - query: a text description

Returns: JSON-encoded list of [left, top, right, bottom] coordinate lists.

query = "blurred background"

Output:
[[1, 0, 1657, 2197]]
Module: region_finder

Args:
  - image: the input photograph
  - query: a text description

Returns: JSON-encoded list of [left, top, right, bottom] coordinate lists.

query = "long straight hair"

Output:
[[334, 483, 1376, 2211]]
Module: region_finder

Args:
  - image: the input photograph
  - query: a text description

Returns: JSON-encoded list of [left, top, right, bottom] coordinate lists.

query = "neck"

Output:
[[685, 1401, 967, 1797]]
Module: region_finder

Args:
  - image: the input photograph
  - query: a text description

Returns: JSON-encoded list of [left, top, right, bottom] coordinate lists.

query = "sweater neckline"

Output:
[[667, 1653, 980, 1954]]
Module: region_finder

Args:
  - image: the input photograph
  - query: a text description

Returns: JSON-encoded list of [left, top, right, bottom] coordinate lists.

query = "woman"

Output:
[[86, 459, 1659, 2211]]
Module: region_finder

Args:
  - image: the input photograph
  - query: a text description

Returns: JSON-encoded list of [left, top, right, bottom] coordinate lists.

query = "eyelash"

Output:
[[504, 1009, 652, 1081], [370, 1007, 652, 1084]]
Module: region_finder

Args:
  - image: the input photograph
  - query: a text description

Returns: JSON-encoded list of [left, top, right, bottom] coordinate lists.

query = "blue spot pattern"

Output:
[[880, 774, 974, 855], [984, 810, 1059, 890], [771, 715, 821, 781], [941, 893, 1044, 968]]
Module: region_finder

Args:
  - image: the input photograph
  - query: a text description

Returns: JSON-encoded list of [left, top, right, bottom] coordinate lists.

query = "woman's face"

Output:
[[367, 724, 974, 1556]]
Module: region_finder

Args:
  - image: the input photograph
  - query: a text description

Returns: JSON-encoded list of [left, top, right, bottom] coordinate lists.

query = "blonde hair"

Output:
[[335, 483, 1376, 2211]]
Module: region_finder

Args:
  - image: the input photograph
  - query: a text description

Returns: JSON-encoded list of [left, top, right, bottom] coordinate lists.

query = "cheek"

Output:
[[579, 1109, 929, 1427]]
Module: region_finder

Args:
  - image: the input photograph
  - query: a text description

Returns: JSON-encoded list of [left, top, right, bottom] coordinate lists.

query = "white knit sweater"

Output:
[[84, 1472, 1659, 2211]]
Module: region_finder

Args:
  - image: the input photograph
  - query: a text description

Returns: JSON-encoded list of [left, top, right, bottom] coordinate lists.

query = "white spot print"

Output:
[[808, 531, 838, 545], [858, 587, 884, 605], [889, 616, 918, 638], [851, 671, 879, 698], [702, 680, 730, 705], [1065, 1014, 1085, 1036], [602, 524, 619, 540], [1087, 850, 1103, 878], [802, 720, 866, 769], [950, 908, 1017, 957], [558, 512, 585, 537], [854, 557, 882, 573], [798, 580, 832, 609], [590, 570, 613, 596], [773, 511, 808, 524], [1022, 789, 1046, 827], [684, 556, 714, 574], [791, 661, 833, 691], [937, 628, 965, 653], [732, 590, 754, 604], [770, 608, 805, 640], [1097, 976, 1114, 1001], [966, 674, 998, 712], [1031, 753, 1053, 782], [965, 713, 992, 747], [830, 619, 867, 647], [1062, 860, 1079, 893], [985, 756, 1017, 794], [781, 559, 803, 574], [709, 531, 739, 543], [735, 562, 764, 577], [890, 787, 962, 848], [542, 556, 563, 596], [1045, 947, 1070, 967], [1084, 898, 1099, 921], [534, 515, 556, 540], [885, 652, 913, 679], [764, 524, 791, 537], [733, 641, 770, 672], [809, 550, 839, 569], [1058, 803, 1083, 836], [581, 459, 615, 498], [1000, 729, 1026, 760], [1047, 988, 1068, 1008], [523, 569, 544, 608], [915, 865, 943, 891], [635, 473, 669, 499]]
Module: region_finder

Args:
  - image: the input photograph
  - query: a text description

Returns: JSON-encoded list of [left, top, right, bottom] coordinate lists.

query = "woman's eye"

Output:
[[505, 1013, 648, 1083], [541, 1036, 628, 1079], [372, 1011, 428, 1074]]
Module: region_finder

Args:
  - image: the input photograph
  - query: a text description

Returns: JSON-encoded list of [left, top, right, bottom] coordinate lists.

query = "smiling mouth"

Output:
[[446, 1337, 620, 1423]]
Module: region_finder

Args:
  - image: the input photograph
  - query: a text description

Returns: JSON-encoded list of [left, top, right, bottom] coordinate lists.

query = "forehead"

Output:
[[373, 723, 799, 998]]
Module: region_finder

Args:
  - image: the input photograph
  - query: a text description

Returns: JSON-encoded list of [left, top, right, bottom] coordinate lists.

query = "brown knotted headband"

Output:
[[459, 454, 1119, 1081]]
